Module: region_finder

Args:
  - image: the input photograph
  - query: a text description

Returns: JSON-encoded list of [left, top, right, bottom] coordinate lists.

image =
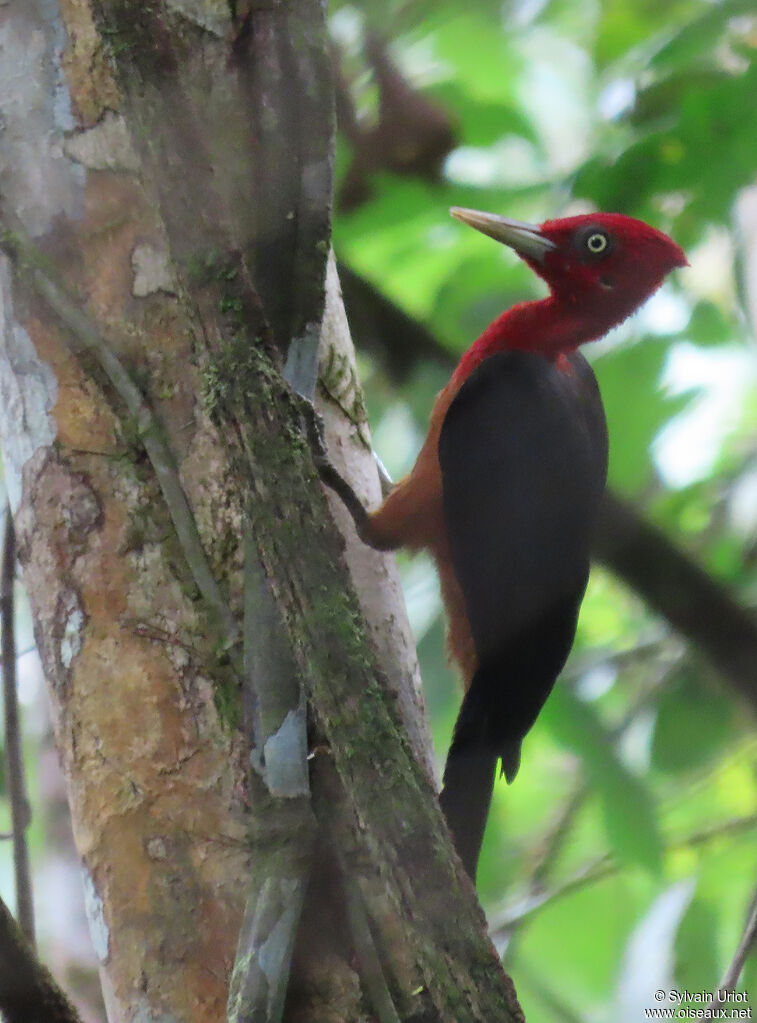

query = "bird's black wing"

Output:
[[438, 350, 607, 878], [440, 350, 607, 670]]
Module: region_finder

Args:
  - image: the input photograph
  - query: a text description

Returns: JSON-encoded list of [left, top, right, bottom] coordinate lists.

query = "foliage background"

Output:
[[0, 0, 755, 1020], [331, 0, 757, 1019]]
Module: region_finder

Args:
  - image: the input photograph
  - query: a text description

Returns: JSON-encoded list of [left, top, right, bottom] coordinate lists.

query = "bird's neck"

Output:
[[451, 296, 596, 387]]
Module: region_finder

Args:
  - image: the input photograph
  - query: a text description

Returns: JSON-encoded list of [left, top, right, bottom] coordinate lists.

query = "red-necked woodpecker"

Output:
[[325, 208, 686, 879]]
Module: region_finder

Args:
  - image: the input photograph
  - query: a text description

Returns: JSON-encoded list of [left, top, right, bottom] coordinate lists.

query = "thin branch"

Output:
[[229, 1, 333, 981], [706, 885, 757, 1013], [338, 260, 757, 713], [527, 783, 588, 897], [1, 507, 34, 947], [2, 645, 38, 663], [561, 629, 675, 685], [491, 852, 616, 948], [489, 814, 757, 943], [0, 891, 82, 1023], [374, 452, 394, 496], [497, 779, 588, 962], [514, 963, 586, 1023], [500, 654, 683, 961]]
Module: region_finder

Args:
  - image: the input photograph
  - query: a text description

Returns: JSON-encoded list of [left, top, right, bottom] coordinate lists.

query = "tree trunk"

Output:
[[0, 2, 524, 1021]]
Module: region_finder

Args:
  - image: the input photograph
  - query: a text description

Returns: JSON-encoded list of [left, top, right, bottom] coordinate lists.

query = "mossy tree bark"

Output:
[[0, 2, 524, 1022]]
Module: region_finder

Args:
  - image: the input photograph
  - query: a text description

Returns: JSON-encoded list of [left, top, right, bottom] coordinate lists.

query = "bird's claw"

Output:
[[299, 398, 328, 462]]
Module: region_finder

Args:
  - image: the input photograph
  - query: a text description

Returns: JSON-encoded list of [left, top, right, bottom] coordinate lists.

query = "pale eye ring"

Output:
[[586, 232, 609, 254]]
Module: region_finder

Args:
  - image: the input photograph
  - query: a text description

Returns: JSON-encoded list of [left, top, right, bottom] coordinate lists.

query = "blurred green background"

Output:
[[331, 0, 757, 1018], [0, 2, 755, 1019]]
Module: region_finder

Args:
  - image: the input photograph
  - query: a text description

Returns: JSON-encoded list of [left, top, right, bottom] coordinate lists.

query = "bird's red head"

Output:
[[535, 211, 688, 316], [450, 207, 687, 368]]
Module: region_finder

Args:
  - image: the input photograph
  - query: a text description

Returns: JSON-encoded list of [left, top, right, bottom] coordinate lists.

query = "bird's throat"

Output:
[[451, 296, 606, 387]]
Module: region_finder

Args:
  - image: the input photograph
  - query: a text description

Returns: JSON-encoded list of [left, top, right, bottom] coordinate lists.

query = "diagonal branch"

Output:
[[706, 885, 757, 1013], [489, 813, 757, 943], [0, 892, 82, 1023]]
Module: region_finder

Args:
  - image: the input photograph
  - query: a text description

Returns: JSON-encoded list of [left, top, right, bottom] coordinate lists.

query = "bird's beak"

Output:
[[450, 207, 557, 263]]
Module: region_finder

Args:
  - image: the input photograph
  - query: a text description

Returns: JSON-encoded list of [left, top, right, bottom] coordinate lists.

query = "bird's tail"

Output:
[[437, 658, 531, 883], [439, 667, 522, 881], [439, 738, 497, 883]]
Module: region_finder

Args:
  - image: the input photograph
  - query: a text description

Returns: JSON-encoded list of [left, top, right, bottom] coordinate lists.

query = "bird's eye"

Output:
[[586, 232, 609, 254]]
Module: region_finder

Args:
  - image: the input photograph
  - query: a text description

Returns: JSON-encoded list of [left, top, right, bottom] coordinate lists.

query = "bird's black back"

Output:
[[438, 349, 608, 878]]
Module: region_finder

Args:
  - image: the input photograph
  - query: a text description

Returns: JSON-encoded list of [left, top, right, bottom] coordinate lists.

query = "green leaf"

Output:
[[686, 301, 735, 348], [335, 176, 550, 323], [593, 0, 696, 67], [428, 252, 538, 351], [674, 896, 720, 993], [543, 687, 664, 872], [643, 0, 757, 75], [515, 870, 652, 1001], [574, 62, 757, 227], [593, 339, 692, 493], [425, 11, 524, 102], [629, 69, 735, 129], [415, 614, 459, 727], [334, 177, 462, 320], [651, 668, 736, 774], [431, 83, 539, 147]]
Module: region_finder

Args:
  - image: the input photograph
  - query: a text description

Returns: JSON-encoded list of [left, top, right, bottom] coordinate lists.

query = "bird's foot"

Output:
[[300, 402, 375, 544], [316, 454, 376, 545]]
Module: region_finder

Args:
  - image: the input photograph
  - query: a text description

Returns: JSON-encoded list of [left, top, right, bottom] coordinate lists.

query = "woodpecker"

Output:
[[325, 207, 686, 879]]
